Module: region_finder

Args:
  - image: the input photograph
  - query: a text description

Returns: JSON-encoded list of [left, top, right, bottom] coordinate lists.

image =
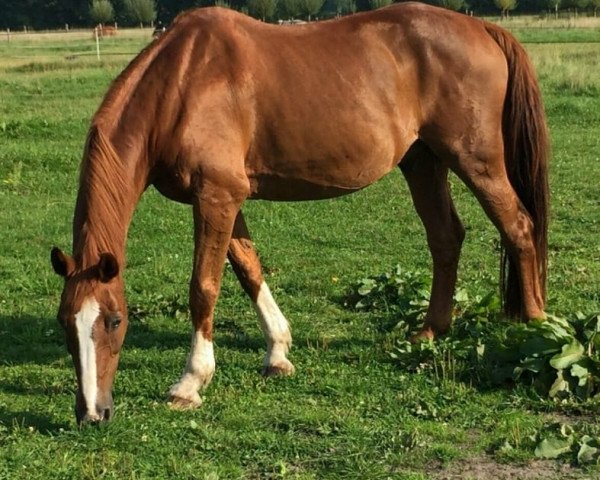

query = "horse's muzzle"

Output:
[[75, 395, 114, 425]]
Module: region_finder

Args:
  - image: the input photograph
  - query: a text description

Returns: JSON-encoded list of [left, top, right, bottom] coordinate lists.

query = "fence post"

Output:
[[95, 27, 100, 61], [6, 28, 10, 43]]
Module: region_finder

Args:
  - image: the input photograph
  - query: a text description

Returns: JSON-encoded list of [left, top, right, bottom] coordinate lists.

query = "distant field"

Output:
[[1, 16, 600, 480], [0, 27, 152, 70]]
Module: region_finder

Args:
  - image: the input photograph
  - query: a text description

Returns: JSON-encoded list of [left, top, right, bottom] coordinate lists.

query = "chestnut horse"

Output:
[[51, 3, 549, 424], [94, 24, 117, 39]]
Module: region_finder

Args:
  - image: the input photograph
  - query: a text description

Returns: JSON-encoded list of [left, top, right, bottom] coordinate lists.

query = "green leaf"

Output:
[[453, 288, 469, 304], [354, 299, 368, 309], [545, 314, 576, 336], [549, 340, 584, 370], [534, 437, 573, 459], [357, 279, 376, 296], [549, 371, 570, 398], [518, 333, 562, 358], [577, 442, 599, 464], [559, 423, 574, 438], [498, 440, 514, 453], [515, 356, 546, 376], [571, 363, 590, 387]]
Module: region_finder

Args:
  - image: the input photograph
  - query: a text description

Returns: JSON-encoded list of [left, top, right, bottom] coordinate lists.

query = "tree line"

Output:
[[1, 0, 598, 30]]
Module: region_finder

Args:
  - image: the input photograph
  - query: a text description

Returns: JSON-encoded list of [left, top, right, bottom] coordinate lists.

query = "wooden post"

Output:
[[95, 27, 100, 61], [6, 28, 10, 43]]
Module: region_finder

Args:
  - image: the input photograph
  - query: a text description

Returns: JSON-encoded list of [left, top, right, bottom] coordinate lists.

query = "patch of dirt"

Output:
[[432, 456, 591, 480]]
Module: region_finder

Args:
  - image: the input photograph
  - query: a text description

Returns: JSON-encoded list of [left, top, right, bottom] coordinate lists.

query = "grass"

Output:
[[1, 21, 600, 480]]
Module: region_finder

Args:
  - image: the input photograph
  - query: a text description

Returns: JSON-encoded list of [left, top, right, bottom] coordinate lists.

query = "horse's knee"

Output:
[[190, 279, 220, 318]]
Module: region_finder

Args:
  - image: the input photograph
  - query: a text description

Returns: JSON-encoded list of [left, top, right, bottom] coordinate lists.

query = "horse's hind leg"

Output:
[[228, 211, 295, 376], [400, 142, 465, 340], [451, 151, 545, 320]]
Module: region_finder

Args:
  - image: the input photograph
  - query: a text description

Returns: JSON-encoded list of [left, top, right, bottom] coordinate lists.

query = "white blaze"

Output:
[[75, 297, 100, 415]]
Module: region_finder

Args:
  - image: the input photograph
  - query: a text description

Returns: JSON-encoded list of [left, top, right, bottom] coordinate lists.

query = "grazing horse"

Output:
[[94, 24, 117, 39], [51, 3, 549, 424]]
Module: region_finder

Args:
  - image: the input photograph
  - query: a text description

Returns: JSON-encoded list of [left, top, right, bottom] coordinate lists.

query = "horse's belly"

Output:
[[248, 174, 362, 201], [247, 150, 399, 201], [247, 128, 407, 201]]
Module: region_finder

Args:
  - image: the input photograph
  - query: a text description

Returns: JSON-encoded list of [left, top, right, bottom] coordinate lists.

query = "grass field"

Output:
[[1, 18, 600, 480]]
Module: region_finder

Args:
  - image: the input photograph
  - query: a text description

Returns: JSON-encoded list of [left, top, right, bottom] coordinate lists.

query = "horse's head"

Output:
[[50, 247, 127, 424]]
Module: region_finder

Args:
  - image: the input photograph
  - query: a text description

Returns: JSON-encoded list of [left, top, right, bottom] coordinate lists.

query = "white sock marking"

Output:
[[170, 330, 215, 404], [75, 297, 100, 417], [254, 282, 292, 366]]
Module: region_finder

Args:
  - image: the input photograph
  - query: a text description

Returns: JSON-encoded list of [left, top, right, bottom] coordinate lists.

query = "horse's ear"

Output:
[[51, 247, 75, 278], [97, 253, 119, 283]]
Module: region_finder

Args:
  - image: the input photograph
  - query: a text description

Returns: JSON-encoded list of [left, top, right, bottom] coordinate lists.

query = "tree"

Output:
[[439, 0, 466, 10], [248, 0, 278, 20], [368, 0, 393, 9], [280, 0, 302, 19], [547, 0, 560, 17], [90, 0, 114, 24], [591, 0, 600, 15], [570, 0, 590, 13], [124, 0, 157, 27], [494, 0, 517, 17], [333, 0, 355, 16], [299, 0, 324, 20]]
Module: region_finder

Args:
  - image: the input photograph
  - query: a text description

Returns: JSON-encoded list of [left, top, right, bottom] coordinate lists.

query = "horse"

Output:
[[94, 24, 117, 39], [51, 3, 549, 424]]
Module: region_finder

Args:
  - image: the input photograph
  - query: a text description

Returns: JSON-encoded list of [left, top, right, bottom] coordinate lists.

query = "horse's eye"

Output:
[[106, 314, 122, 331]]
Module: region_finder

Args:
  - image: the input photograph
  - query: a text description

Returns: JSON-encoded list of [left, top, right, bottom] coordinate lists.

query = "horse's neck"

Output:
[[72, 39, 167, 269], [72, 125, 147, 269]]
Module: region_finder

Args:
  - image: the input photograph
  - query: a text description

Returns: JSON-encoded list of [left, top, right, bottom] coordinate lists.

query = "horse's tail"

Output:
[[484, 23, 550, 317]]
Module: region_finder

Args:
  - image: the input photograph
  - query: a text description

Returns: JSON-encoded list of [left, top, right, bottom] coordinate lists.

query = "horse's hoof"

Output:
[[167, 394, 202, 410], [525, 311, 547, 322], [410, 327, 435, 343], [262, 359, 295, 377]]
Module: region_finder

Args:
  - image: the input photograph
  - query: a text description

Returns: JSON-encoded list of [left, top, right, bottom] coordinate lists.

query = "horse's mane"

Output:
[[71, 33, 175, 267], [73, 125, 131, 267]]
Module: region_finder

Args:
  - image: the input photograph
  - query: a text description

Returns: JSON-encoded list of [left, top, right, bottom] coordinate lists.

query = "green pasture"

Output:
[[1, 20, 600, 479]]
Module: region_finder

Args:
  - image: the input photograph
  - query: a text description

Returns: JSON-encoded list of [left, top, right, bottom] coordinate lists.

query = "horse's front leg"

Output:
[[168, 180, 248, 409]]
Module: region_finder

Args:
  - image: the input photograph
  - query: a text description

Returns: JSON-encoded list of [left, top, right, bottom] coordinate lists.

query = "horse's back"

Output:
[[148, 5, 508, 201]]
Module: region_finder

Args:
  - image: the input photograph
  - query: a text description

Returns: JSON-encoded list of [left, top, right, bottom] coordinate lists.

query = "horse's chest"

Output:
[[152, 169, 194, 204]]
